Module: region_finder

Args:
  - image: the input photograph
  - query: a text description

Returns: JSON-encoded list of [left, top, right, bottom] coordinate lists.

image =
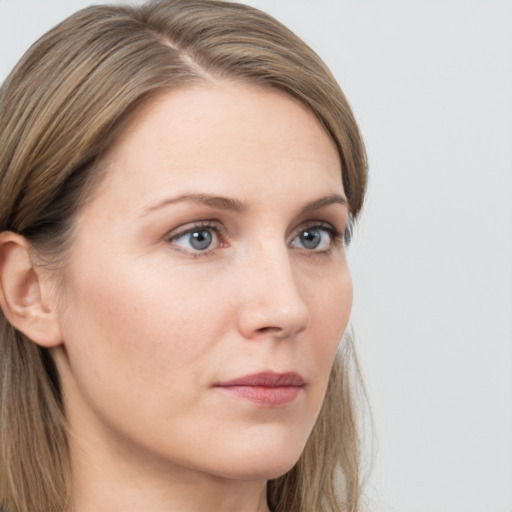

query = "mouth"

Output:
[[213, 371, 305, 407]]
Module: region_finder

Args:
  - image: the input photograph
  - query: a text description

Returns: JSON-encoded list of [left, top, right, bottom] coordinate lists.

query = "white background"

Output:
[[1, 1, 511, 511]]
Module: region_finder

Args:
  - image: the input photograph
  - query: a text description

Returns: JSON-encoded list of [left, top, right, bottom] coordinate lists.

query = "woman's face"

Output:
[[53, 82, 352, 482]]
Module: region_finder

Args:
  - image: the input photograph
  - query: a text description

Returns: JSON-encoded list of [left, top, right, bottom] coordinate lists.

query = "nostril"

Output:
[[254, 324, 306, 340], [255, 326, 280, 335], [236, 279, 310, 340]]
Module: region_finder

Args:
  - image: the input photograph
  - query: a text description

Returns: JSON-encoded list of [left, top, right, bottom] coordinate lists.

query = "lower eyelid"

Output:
[[166, 222, 344, 254], [289, 226, 339, 252], [173, 224, 236, 258]]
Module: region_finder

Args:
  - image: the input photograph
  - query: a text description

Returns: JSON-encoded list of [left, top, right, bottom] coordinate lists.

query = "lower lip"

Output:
[[216, 385, 302, 407]]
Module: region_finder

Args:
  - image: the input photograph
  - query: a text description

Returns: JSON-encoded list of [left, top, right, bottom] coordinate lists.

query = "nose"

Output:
[[236, 244, 310, 341]]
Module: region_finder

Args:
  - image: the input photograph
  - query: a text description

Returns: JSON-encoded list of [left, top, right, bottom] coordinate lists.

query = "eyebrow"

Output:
[[141, 193, 249, 216], [298, 194, 349, 215], [140, 192, 348, 217]]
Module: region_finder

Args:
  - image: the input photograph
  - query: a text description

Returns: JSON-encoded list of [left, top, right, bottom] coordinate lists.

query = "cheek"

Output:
[[307, 269, 352, 368], [55, 262, 236, 464], [53, 242, 352, 479], [58, 256, 225, 404]]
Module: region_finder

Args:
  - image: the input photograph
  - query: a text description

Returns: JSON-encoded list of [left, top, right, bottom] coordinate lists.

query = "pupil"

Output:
[[301, 229, 321, 249], [190, 230, 212, 250]]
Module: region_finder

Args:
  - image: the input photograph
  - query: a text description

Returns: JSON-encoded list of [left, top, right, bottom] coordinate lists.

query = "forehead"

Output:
[[89, 81, 343, 215]]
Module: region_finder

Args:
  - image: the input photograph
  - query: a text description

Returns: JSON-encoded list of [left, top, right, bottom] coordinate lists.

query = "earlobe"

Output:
[[0, 231, 63, 347]]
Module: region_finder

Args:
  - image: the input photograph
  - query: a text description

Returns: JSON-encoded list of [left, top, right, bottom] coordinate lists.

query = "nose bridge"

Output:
[[236, 236, 310, 339]]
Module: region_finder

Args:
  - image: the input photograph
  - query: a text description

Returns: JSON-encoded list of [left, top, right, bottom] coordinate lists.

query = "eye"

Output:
[[168, 223, 224, 254], [290, 225, 337, 252]]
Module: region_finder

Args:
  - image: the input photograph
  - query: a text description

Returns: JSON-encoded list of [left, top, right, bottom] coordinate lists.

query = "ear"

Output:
[[0, 231, 63, 347]]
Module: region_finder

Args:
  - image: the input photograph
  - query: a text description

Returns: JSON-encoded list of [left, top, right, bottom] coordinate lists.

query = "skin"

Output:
[[46, 81, 353, 512]]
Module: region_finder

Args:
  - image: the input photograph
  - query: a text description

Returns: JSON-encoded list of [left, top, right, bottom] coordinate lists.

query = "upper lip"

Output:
[[214, 371, 305, 388]]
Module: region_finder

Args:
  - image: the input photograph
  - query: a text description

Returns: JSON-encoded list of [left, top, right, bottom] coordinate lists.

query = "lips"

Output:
[[214, 371, 305, 407]]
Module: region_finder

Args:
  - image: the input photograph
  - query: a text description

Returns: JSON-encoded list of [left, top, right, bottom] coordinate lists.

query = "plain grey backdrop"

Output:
[[1, 1, 511, 511]]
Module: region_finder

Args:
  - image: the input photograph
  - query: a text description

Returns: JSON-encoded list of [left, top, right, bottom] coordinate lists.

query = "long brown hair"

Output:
[[0, 1, 368, 511]]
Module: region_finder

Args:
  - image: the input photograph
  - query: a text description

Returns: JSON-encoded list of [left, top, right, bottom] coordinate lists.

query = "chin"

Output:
[[216, 457, 300, 482], [205, 429, 308, 481]]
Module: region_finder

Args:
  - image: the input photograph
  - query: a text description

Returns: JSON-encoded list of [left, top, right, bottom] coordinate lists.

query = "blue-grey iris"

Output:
[[190, 230, 212, 250], [300, 229, 321, 249]]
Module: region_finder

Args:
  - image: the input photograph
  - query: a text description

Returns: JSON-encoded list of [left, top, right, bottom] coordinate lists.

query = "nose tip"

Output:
[[238, 298, 310, 341], [236, 264, 310, 341]]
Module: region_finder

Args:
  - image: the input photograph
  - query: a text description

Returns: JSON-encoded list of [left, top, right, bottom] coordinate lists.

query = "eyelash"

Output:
[[293, 223, 343, 252], [166, 219, 351, 257], [165, 221, 226, 258]]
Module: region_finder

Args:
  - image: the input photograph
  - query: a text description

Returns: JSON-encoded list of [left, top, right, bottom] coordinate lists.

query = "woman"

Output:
[[0, 1, 368, 511]]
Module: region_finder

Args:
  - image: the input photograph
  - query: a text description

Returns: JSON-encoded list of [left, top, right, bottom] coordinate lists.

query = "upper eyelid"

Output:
[[164, 217, 349, 251], [166, 219, 344, 239], [291, 218, 353, 249], [166, 220, 223, 239], [289, 219, 341, 238], [165, 222, 224, 257], [293, 219, 336, 230]]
